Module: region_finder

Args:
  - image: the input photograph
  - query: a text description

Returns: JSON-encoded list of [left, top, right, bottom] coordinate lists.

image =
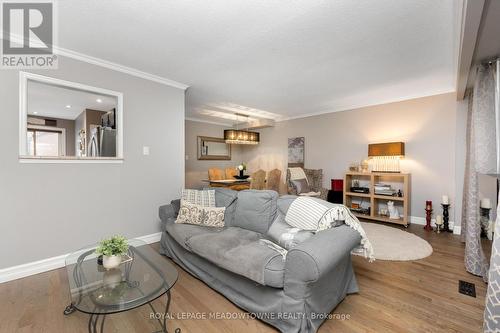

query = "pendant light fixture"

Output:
[[224, 114, 260, 145]]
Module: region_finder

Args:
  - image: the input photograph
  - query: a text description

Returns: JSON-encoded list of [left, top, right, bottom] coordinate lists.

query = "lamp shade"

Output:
[[224, 129, 260, 145], [368, 142, 405, 157]]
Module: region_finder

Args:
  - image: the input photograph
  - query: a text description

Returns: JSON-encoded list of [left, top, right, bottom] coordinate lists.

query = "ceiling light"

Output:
[[224, 113, 260, 145], [96, 98, 102, 103], [33, 111, 38, 115], [65, 105, 71, 108], [224, 129, 260, 145]]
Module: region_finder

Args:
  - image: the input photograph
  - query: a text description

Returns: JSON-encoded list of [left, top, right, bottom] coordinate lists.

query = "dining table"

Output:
[[202, 178, 251, 190]]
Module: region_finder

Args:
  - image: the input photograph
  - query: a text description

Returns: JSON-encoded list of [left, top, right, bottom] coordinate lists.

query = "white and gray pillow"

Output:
[[181, 189, 215, 207]]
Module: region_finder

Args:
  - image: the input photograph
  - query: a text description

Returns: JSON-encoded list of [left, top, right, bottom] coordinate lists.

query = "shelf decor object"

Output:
[[368, 142, 405, 173], [343, 171, 410, 227], [424, 201, 433, 231]]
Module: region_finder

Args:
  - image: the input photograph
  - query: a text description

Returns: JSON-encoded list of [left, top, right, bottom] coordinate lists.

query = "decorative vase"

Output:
[[103, 255, 122, 269], [239, 169, 244, 178]]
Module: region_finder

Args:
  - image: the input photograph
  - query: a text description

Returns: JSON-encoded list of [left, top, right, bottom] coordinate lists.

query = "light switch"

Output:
[[143, 146, 150, 155]]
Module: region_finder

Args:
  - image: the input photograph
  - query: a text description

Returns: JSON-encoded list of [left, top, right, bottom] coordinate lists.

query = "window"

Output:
[[19, 71, 123, 163], [27, 127, 65, 157]]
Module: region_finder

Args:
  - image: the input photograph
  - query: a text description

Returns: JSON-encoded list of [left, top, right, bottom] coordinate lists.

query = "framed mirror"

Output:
[[19, 72, 123, 163], [197, 136, 231, 160]]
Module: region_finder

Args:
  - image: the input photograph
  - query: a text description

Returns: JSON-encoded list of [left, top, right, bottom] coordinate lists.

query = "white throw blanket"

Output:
[[285, 197, 375, 262], [288, 167, 308, 182]]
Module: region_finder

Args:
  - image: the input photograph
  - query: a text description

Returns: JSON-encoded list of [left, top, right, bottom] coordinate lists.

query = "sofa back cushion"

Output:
[[277, 195, 298, 216], [234, 190, 278, 234], [212, 187, 238, 226]]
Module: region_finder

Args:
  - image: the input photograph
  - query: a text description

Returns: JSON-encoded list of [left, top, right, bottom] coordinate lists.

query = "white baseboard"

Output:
[[0, 232, 163, 284], [136, 231, 163, 244], [410, 216, 461, 235]]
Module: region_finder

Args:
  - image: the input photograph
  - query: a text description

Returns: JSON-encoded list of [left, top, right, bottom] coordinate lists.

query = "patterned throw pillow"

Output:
[[176, 201, 225, 228], [181, 189, 215, 207]]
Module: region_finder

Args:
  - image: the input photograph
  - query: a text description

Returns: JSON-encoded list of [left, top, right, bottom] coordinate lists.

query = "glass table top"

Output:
[[65, 239, 178, 314]]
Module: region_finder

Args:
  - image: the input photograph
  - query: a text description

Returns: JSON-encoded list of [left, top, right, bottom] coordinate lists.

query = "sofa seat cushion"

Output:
[[186, 227, 285, 288], [165, 222, 223, 251]]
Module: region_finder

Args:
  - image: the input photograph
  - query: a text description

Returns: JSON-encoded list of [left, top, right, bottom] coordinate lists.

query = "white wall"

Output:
[[0, 56, 185, 269], [241, 93, 466, 225], [185, 120, 244, 189]]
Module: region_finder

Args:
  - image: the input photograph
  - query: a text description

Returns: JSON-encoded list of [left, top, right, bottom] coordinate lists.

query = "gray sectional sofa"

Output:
[[158, 188, 361, 333]]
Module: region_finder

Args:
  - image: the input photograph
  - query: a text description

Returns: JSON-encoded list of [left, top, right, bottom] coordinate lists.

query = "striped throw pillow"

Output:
[[181, 189, 215, 207], [285, 197, 330, 230]]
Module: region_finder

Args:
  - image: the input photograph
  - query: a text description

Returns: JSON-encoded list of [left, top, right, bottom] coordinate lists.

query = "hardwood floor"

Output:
[[0, 224, 489, 333]]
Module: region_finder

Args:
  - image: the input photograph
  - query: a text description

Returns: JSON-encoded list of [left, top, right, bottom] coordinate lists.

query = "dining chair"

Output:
[[250, 169, 266, 190], [225, 167, 238, 179], [208, 168, 224, 180], [266, 169, 282, 193]]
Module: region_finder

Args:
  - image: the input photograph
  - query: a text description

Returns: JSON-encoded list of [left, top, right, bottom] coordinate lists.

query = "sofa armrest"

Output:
[[159, 199, 180, 230], [285, 225, 361, 284]]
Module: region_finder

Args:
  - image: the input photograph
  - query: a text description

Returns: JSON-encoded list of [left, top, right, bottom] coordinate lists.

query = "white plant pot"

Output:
[[103, 255, 122, 269]]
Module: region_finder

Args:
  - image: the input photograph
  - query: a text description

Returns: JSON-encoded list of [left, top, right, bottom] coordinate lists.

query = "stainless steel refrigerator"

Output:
[[88, 127, 116, 157]]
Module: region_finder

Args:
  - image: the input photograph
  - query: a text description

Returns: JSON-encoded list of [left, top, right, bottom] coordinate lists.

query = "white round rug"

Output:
[[356, 222, 433, 261]]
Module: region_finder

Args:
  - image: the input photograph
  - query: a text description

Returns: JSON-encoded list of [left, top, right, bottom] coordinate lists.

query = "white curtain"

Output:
[[484, 59, 500, 332], [462, 62, 497, 281]]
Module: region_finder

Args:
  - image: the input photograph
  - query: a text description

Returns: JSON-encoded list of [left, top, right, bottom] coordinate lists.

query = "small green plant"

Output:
[[95, 235, 129, 257]]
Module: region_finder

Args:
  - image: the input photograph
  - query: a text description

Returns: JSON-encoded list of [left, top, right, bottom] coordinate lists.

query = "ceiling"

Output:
[[56, 0, 460, 125], [472, 0, 500, 63], [466, 0, 500, 87], [27, 81, 117, 120]]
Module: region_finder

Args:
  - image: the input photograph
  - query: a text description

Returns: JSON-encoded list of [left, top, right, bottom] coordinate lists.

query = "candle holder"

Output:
[[424, 201, 433, 231], [480, 207, 491, 238], [435, 223, 442, 234], [442, 204, 452, 233]]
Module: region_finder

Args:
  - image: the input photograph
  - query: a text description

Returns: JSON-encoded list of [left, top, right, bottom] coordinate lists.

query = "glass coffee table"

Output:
[[63, 239, 178, 333]]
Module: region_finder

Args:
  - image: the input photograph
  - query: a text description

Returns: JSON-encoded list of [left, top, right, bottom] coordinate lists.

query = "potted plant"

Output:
[[95, 235, 129, 269]]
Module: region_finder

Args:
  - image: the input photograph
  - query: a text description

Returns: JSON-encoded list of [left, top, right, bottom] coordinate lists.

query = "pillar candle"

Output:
[[442, 195, 449, 205], [481, 198, 492, 209]]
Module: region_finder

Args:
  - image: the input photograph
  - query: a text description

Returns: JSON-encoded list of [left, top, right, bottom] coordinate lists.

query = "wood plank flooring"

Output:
[[0, 223, 489, 333]]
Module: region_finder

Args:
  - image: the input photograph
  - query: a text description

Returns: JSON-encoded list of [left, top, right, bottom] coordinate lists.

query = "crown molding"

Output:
[[277, 89, 456, 122], [55, 47, 189, 90], [185, 117, 232, 126], [1, 32, 189, 90]]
